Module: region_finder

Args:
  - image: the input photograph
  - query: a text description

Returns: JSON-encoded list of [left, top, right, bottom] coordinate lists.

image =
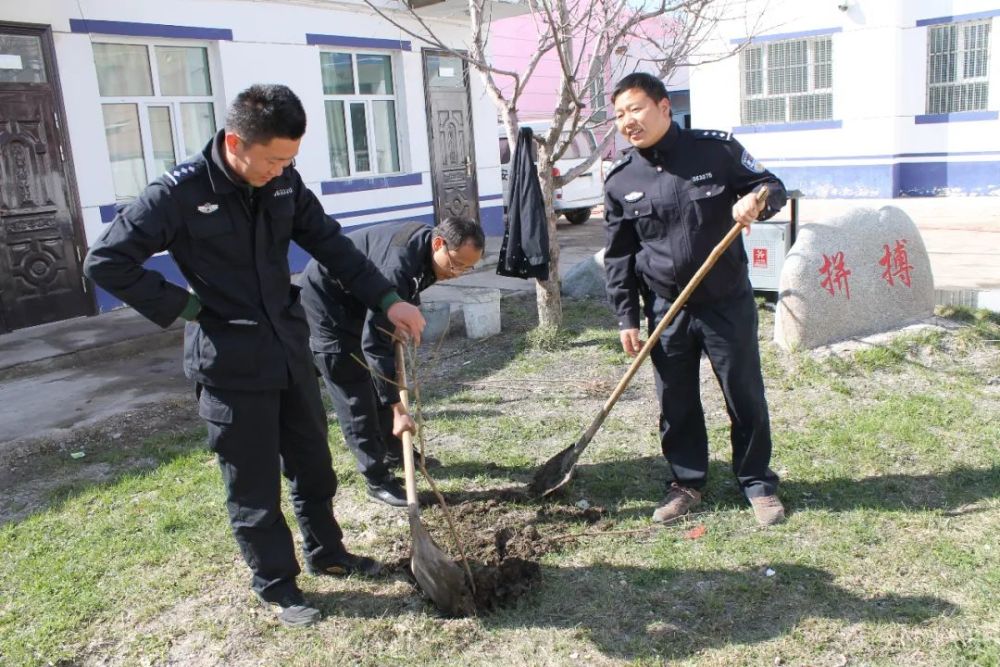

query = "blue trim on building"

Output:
[[731, 26, 842, 45], [93, 205, 506, 313], [769, 159, 1000, 198], [336, 200, 433, 219], [480, 193, 504, 202], [480, 204, 504, 237], [770, 163, 896, 199], [69, 19, 233, 40], [734, 120, 842, 134], [916, 9, 1000, 26], [99, 204, 118, 223], [897, 161, 1000, 197], [306, 33, 411, 50], [914, 110, 999, 124], [758, 149, 1000, 163], [321, 172, 422, 195]]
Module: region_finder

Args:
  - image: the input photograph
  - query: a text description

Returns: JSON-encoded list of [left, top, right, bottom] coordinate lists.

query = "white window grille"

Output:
[[320, 51, 401, 178], [740, 36, 833, 125], [93, 42, 218, 200], [587, 56, 608, 122], [926, 20, 991, 114]]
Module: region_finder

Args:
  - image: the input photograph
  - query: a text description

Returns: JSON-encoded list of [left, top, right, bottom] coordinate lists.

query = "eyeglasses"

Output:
[[442, 242, 477, 275]]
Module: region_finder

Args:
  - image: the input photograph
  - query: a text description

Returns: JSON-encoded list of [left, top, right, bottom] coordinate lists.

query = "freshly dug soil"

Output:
[[403, 495, 606, 614]]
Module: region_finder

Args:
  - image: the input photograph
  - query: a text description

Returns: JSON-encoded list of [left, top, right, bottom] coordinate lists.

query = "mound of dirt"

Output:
[[404, 495, 607, 615]]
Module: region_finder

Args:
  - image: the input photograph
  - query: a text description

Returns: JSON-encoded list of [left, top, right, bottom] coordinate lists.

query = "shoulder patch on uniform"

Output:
[[741, 149, 765, 173], [162, 161, 204, 187], [604, 152, 632, 180], [692, 129, 732, 142]]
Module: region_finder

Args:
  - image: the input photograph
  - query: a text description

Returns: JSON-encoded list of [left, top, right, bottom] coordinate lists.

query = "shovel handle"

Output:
[[394, 341, 419, 507], [579, 187, 769, 448]]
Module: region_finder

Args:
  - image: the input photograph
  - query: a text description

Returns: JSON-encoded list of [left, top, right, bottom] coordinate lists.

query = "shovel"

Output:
[[395, 341, 475, 616], [529, 188, 769, 498]]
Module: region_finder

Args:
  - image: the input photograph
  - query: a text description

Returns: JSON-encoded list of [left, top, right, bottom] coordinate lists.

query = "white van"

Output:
[[499, 121, 603, 225]]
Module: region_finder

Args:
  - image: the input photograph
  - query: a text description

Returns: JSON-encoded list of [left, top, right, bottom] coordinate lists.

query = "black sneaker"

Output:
[[365, 476, 408, 507], [384, 451, 440, 470], [256, 590, 321, 628], [307, 551, 383, 578]]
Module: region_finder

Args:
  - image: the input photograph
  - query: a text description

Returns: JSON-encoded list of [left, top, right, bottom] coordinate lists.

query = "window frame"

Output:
[[93, 36, 221, 201], [925, 19, 992, 114], [739, 34, 834, 126], [320, 49, 403, 179]]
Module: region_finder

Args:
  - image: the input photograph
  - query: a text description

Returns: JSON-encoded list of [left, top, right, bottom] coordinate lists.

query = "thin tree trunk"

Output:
[[535, 154, 562, 329]]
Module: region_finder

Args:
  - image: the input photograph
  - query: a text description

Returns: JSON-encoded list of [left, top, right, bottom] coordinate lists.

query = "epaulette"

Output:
[[692, 129, 732, 142], [604, 151, 632, 180], [162, 161, 204, 187]]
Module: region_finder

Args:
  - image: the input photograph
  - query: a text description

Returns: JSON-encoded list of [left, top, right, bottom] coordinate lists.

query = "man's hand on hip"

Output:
[[620, 328, 642, 357], [387, 302, 425, 346]]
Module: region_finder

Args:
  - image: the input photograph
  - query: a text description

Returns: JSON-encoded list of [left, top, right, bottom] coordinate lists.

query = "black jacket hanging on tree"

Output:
[[497, 127, 550, 280]]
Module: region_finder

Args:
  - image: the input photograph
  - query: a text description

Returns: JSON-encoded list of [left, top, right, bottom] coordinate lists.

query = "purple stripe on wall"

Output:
[[69, 19, 233, 40], [915, 111, 999, 124], [731, 26, 842, 45], [93, 208, 506, 313], [320, 172, 422, 195], [336, 200, 434, 219], [734, 120, 843, 134], [305, 33, 411, 51], [99, 204, 118, 223], [916, 9, 1000, 26]]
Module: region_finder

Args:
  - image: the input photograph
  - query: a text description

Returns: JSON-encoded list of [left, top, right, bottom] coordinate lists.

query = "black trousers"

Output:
[[198, 375, 347, 602], [313, 341, 401, 484], [645, 285, 779, 499]]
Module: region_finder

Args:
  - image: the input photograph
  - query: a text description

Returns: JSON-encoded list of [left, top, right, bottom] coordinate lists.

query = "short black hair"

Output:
[[433, 216, 485, 251], [610, 72, 670, 105], [225, 84, 307, 145]]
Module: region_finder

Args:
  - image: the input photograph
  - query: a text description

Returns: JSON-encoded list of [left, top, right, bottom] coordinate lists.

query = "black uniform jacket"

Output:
[[299, 221, 437, 406], [604, 123, 787, 329], [497, 126, 550, 280], [83, 130, 396, 390]]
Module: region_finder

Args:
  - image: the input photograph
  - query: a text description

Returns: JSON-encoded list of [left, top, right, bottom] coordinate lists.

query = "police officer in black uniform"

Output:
[[299, 217, 485, 506], [83, 84, 426, 628], [603, 73, 788, 527]]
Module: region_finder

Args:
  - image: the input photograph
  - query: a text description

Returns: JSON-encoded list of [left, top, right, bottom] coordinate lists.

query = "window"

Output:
[[321, 51, 401, 178], [93, 42, 216, 200], [926, 20, 991, 114], [587, 57, 607, 122], [740, 36, 833, 125]]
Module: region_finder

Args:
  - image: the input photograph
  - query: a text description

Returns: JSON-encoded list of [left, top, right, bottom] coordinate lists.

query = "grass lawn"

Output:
[[1, 298, 998, 666]]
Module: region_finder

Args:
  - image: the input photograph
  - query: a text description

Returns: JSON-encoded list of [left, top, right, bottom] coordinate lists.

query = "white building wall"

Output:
[[3, 0, 507, 266], [690, 0, 1000, 197]]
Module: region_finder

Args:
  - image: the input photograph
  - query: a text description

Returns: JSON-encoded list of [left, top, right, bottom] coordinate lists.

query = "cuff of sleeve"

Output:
[[378, 290, 402, 313], [178, 293, 202, 321]]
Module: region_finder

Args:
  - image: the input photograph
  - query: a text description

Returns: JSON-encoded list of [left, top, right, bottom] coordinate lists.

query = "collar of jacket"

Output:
[[638, 121, 680, 163], [207, 129, 253, 197]]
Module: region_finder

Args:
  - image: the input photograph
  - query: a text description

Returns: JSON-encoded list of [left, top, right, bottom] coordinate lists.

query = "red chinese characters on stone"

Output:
[[819, 251, 851, 299], [879, 239, 913, 287]]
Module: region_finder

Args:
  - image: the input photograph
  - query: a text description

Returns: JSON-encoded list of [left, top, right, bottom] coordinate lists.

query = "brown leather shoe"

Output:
[[749, 494, 786, 526], [651, 483, 702, 523]]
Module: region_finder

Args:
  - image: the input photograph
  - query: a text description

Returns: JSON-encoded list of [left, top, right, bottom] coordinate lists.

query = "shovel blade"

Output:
[[408, 511, 475, 617], [527, 441, 580, 498]]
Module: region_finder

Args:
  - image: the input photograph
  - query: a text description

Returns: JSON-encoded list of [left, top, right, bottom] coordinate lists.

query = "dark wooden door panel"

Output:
[[0, 30, 90, 333], [423, 50, 479, 227]]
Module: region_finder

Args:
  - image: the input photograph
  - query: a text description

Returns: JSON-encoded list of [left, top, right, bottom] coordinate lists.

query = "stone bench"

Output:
[[775, 206, 935, 349]]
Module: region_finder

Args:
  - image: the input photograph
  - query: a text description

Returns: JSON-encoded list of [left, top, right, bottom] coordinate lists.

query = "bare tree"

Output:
[[362, 0, 750, 329]]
